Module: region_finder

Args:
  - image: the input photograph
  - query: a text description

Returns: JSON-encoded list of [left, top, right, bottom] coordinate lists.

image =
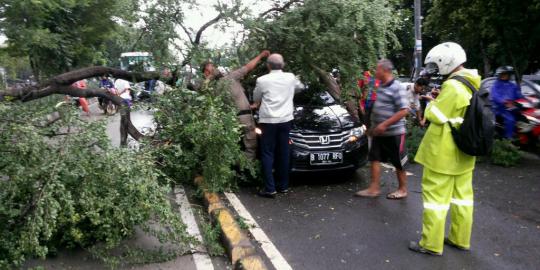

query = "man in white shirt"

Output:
[[252, 54, 303, 198]]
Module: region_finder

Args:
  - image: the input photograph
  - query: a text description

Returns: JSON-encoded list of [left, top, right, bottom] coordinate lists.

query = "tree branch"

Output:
[[178, 13, 225, 68], [130, 26, 149, 52], [259, 0, 303, 18], [194, 13, 224, 46], [0, 67, 153, 145], [41, 66, 161, 88], [178, 22, 194, 44]]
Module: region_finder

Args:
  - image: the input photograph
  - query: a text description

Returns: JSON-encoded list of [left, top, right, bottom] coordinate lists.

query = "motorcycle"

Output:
[[514, 96, 540, 153], [496, 96, 540, 154]]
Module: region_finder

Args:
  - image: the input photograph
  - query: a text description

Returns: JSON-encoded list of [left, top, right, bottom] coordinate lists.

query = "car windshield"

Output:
[[294, 88, 336, 106]]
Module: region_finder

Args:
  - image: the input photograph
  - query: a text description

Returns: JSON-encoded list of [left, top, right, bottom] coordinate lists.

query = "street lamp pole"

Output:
[[414, 0, 422, 79]]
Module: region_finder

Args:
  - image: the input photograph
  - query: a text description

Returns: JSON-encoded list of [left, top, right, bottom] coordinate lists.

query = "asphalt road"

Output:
[[234, 156, 540, 270]]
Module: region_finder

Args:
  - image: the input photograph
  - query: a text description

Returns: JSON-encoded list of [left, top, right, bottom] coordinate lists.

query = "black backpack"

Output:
[[447, 76, 495, 156]]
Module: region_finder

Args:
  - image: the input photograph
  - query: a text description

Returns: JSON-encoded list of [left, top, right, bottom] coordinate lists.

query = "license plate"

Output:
[[310, 152, 343, 165]]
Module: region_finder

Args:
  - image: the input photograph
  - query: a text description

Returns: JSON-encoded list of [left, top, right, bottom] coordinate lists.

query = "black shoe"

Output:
[[257, 191, 277, 199], [444, 238, 470, 251], [277, 188, 289, 194], [408, 241, 442, 256]]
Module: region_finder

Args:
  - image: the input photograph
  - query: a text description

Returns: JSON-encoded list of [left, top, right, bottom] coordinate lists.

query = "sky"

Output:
[[175, 0, 274, 50]]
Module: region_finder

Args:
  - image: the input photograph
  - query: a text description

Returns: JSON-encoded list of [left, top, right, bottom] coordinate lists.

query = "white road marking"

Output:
[[175, 186, 215, 270], [224, 192, 293, 270]]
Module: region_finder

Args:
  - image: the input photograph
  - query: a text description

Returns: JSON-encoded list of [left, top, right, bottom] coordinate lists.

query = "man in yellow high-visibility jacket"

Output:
[[409, 42, 481, 256]]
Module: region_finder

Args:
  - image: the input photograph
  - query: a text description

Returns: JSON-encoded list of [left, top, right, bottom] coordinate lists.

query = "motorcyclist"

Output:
[[99, 74, 114, 88], [490, 66, 523, 138]]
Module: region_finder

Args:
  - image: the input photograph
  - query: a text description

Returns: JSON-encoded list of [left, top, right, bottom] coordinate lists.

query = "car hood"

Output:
[[292, 104, 355, 134]]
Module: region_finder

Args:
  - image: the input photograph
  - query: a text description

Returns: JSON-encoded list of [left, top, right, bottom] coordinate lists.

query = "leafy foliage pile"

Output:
[[152, 85, 257, 192], [489, 139, 522, 167], [0, 99, 192, 268]]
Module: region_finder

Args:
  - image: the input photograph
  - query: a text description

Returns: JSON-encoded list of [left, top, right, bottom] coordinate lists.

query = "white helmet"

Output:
[[424, 42, 467, 75]]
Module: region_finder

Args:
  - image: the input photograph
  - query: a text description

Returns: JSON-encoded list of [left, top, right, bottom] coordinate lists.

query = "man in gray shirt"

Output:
[[355, 59, 410, 200], [252, 54, 302, 198]]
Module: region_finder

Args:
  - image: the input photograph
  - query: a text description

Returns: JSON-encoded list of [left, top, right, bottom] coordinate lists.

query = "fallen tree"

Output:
[[0, 66, 172, 146]]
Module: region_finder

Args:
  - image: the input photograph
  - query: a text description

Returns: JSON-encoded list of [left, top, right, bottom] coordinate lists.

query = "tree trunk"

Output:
[[480, 41, 491, 77]]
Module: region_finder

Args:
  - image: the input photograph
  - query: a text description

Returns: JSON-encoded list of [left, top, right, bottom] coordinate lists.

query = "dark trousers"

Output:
[[260, 121, 292, 193]]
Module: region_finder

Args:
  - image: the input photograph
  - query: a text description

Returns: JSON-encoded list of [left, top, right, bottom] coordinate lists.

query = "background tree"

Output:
[[0, 0, 136, 79], [425, 0, 540, 77]]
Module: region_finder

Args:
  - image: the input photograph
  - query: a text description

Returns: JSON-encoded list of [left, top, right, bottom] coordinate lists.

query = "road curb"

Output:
[[195, 176, 269, 270]]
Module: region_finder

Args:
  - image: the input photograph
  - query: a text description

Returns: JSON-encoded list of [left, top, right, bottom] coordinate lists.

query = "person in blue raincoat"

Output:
[[490, 66, 523, 138]]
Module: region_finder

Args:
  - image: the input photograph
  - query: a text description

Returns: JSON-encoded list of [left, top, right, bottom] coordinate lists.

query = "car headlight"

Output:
[[349, 125, 366, 142]]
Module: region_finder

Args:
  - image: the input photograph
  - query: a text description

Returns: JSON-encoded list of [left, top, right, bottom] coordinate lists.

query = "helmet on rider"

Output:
[[495, 66, 515, 77], [424, 42, 467, 76]]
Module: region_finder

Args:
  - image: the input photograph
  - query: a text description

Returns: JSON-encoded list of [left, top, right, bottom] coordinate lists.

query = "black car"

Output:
[[255, 88, 369, 173]]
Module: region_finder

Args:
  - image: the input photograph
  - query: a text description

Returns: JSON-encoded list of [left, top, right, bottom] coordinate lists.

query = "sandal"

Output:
[[354, 189, 380, 198], [386, 191, 408, 200], [408, 241, 442, 256]]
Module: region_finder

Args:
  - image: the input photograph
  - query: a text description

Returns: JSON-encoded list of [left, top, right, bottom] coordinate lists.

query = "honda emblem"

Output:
[[319, 135, 331, 145]]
